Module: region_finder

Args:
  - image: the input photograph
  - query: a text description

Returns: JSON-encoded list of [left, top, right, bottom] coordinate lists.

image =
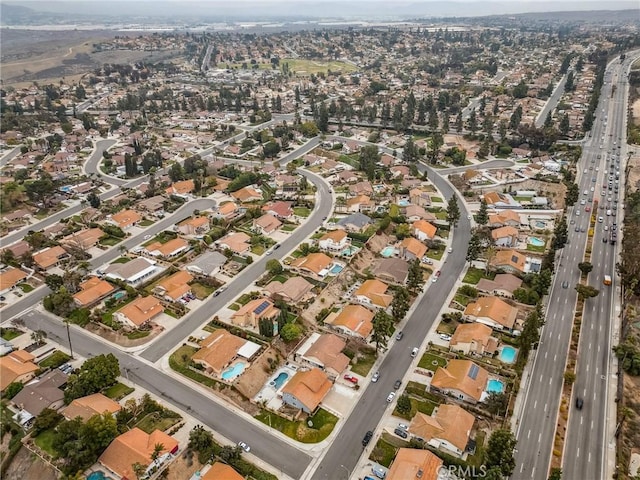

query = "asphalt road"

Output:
[[0, 145, 22, 167], [309, 159, 472, 480], [534, 71, 569, 129], [20, 308, 312, 479], [513, 51, 639, 480]]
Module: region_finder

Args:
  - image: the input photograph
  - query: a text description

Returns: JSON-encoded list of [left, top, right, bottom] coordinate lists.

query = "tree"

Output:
[[168, 162, 185, 182], [64, 353, 120, 403], [189, 425, 214, 452], [428, 132, 443, 164], [575, 284, 600, 300], [396, 394, 411, 414], [391, 287, 410, 322], [467, 109, 478, 135], [466, 233, 482, 263], [280, 323, 302, 342], [265, 259, 283, 276], [563, 370, 576, 385], [151, 442, 165, 462], [512, 80, 528, 98], [87, 191, 101, 208], [371, 310, 393, 352], [262, 140, 281, 158], [403, 136, 418, 163], [553, 217, 568, 249], [446, 195, 461, 227], [45, 273, 64, 291], [484, 428, 517, 477], [548, 468, 562, 480], [132, 462, 147, 480], [578, 262, 593, 275], [25, 172, 55, 207], [476, 200, 488, 225], [484, 392, 509, 416], [559, 114, 570, 136], [33, 408, 63, 435], [358, 145, 380, 181], [31, 329, 47, 345], [407, 259, 424, 293]]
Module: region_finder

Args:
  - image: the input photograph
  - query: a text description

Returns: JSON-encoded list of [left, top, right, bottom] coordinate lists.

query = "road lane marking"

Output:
[[581, 416, 583, 425], [528, 429, 531, 439], [549, 377, 552, 385], [554, 354, 557, 361], [545, 352, 548, 359], [544, 403, 548, 412], [577, 448, 580, 458], [592, 420, 594, 430]]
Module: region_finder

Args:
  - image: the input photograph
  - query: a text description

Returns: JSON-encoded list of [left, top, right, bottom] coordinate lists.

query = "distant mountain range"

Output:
[[2, 1, 639, 24]]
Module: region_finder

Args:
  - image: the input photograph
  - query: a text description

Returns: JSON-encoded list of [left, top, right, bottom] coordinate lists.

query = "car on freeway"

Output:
[[238, 441, 250, 452], [575, 210, 580, 216], [562, 281, 569, 289], [386, 392, 396, 403], [575, 398, 584, 410], [344, 374, 359, 384], [604, 225, 609, 231], [580, 199, 586, 205], [396, 331, 404, 340], [574, 226, 580, 232], [585, 206, 591, 212], [394, 379, 402, 390], [371, 371, 380, 383], [447, 247, 453, 253], [362, 430, 373, 446]]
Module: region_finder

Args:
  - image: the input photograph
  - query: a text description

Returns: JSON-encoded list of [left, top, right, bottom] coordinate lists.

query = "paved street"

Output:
[[534, 71, 569, 128]]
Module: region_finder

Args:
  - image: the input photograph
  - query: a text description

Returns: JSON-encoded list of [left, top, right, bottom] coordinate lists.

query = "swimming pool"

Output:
[[271, 372, 289, 389], [486, 379, 505, 393], [341, 246, 359, 256], [534, 221, 547, 229], [498, 346, 517, 364], [397, 199, 410, 207], [380, 246, 396, 257], [329, 264, 344, 275], [87, 472, 114, 480], [221, 362, 246, 381], [528, 237, 545, 247]]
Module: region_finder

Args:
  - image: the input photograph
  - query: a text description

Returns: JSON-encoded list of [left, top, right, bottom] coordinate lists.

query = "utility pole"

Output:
[[65, 321, 74, 359]]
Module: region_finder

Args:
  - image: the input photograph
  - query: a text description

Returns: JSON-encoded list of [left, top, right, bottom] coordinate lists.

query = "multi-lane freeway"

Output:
[[514, 51, 639, 480]]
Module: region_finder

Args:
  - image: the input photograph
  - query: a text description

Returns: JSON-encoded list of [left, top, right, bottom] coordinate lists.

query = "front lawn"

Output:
[[418, 352, 447, 371], [39, 350, 71, 369], [35, 429, 58, 457], [369, 433, 407, 468], [18, 283, 34, 293], [100, 236, 123, 246], [104, 382, 134, 400], [0, 327, 24, 341], [136, 411, 181, 434], [126, 330, 150, 340], [190, 282, 215, 300], [351, 349, 377, 376], [462, 267, 494, 284], [169, 345, 221, 389], [255, 408, 338, 443], [139, 219, 155, 227], [281, 224, 297, 232], [111, 257, 131, 264], [293, 207, 311, 217], [251, 244, 266, 255], [526, 243, 546, 253], [430, 196, 443, 203]]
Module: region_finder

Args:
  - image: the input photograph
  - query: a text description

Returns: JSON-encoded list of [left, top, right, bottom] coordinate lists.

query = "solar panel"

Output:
[[511, 255, 518, 263], [253, 301, 270, 315], [468, 364, 479, 380]]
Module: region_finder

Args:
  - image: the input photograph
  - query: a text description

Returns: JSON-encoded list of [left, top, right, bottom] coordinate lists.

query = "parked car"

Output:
[[238, 441, 250, 452], [411, 347, 419, 357], [371, 371, 380, 383], [394, 428, 408, 438], [393, 379, 402, 390], [386, 391, 396, 403], [439, 334, 451, 341], [362, 430, 373, 446], [397, 423, 408, 430], [344, 374, 358, 384], [395, 331, 404, 341]]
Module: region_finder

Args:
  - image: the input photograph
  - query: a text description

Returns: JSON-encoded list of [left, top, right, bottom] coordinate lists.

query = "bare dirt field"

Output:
[[235, 345, 282, 400], [85, 322, 161, 347], [3, 446, 58, 480], [481, 178, 568, 210], [627, 148, 640, 193], [166, 448, 204, 480], [632, 99, 640, 124]]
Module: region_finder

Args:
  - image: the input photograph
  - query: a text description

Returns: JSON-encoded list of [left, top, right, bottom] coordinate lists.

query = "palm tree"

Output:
[[30, 329, 47, 345], [150, 443, 165, 462], [131, 462, 147, 480]]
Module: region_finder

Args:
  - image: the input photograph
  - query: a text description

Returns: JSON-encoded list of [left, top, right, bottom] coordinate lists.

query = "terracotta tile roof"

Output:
[[192, 329, 247, 374], [490, 249, 527, 272], [0, 350, 38, 391], [99, 428, 178, 480], [408, 404, 475, 452], [476, 273, 523, 294], [488, 210, 521, 225], [110, 209, 142, 229], [464, 296, 518, 329], [400, 237, 427, 259], [304, 334, 349, 374], [202, 462, 245, 480], [413, 220, 437, 239], [62, 228, 104, 249], [263, 276, 314, 303], [156, 270, 193, 301], [145, 238, 190, 257], [217, 232, 250, 254], [431, 359, 488, 402], [72, 277, 116, 307], [354, 279, 393, 308], [231, 186, 262, 202], [387, 447, 443, 480], [178, 216, 209, 229], [282, 368, 332, 412], [450, 323, 494, 347], [320, 230, 347, 243], [218, 202, 238, 216], [166, 179, 195, 195], [33, 246, 67, 269], [63, 393, 122, 421], [491, 226, 519, 240], [263, 200, 293, 218], [346, 195, 372, 208], [0, 267, 27, 291], [253, 213, 282, 233], [233, 298, 280, 321], [291, 252, 333, 275], [116, 296, 164, 327], [331, 304, 374, 337]]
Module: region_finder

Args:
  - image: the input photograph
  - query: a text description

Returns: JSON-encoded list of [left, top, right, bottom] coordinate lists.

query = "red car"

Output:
[[585, 206, 591, 212], [344, 374, 358, 384]]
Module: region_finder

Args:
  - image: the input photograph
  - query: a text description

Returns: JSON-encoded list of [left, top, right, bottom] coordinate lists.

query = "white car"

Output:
[[386, 392, 396, 403], [372, 371, 380, 383], [580, 199, 586, 205], [238, 441, 250, 452], [447, 247, 453, 253], [439, 334, 452, 341]]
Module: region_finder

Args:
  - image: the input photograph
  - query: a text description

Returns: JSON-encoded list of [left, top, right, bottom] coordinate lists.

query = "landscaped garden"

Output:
[[255, 407, 338, 443]]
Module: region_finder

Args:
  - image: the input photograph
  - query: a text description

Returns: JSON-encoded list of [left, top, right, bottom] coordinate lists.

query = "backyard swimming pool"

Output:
[[329, 264, 344, 275], [221, 362, 246, 381], [498, 346, 517, 364], [87, 472, 113, 480], [397, 199, 410, 207], [528, 237, 545, 247], [486, 379, 505, 393], [380, 246, 396, 257], [341, 245, 359, 256], [270, 371, 290, 389]]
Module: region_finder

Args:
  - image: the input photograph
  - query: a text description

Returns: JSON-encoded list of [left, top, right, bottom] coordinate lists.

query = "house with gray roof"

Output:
[[185, 251, 227, 277], [336, 213, 373, 233]]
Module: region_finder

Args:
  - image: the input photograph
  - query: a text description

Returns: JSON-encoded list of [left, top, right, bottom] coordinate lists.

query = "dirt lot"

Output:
[[481, 178, 568, 210], [166, 448, 204, 480], [3, 446, 58, 480], [235, 345, 282, 400], [85, 321, 161, 347], [626, 148, 640, 192], [632, 99, 640, 124], [443, 134, 480, 153]]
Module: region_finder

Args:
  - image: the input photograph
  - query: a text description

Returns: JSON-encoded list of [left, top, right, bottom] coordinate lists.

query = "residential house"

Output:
[[0, 267, 27, 295], [263, 200, 293, 220], [114, 296, 164, 328], [109, 209, 142, 230], [373, 258, 409, 284], [463, 169, 483, 184], [450, 323, 498, 356], [0, 350, 39, 391], [491, 226, 519, 247], [336, 213, 372, 233], [488, 210, 521, 228], [294, 333, 349, 379], [290, 253, 333, 277], [430, 359, 489, 403], [353, 279, 393, 309], [216, 232, 250, 255], [490, 249, 528, 274], [482, 192, 519, 208], [464, 296, 518, 332], [252, 213, 282, 235], [137, 195, 166, 216], [61, 228, 104, 250], [103, 257, 159, 286], [409, 188, 432, 208], [349, 180, 373, 196], [263, 276, 314, 303], [412, 220, 437, 242], [154, 270, 193, 302], [232, 298, 280, 329], [62, 393, 122, 422], [144, 237, 190, 258], [346, 195, 374, 213], [399, 237, 427, 261], [318, 230, 349, 251], [72, 277, 117, 308], [403, 205, 432, 222], [33, 246, 68, 271], [177, 216, 210, 236], [11, 370, 68, 419], [216, 201, 240, 220], [185, 251, 227, 277], [408, 404, 476, 458], [476, 273, 523, 298], [386, 448, 443, 480], [3, 240, 31, 259], [231, 186, 262, 203], [202, 463, 245, 480], [166, 179, 195, 198], [99, 428, 179, 480], [281, 368, 332, 414], [327, 304, 374, 338], [192, 329, 254, 376]]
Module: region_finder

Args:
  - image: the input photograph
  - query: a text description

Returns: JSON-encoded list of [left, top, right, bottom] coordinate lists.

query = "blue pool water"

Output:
[[397, 200, 410, 207], [498, 346, 517, 364], [87, 472, 113, 480], [221, 362, 246, 381], [534, 221, 546, 229], [380, 246, 396, 257], [271, 372, 289, 389], [59, 185, 72, 193], [329, 264, 344, 275], [486, 379, 505, 393], [341, 246, 359, 256], [528, 236, 545, 247]]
